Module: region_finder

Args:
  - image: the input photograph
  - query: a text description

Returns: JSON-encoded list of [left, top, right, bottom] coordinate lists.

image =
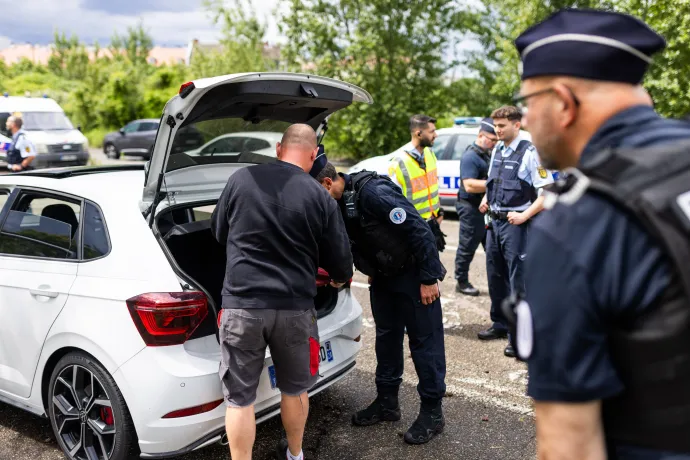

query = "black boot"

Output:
[[455, 280, 479, 296], [351, 394, 401, 426], [403, 402, 445, 445]]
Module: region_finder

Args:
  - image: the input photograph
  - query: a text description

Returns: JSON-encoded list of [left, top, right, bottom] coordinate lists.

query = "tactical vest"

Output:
[[486, 140, 537, 209], [6, 132, 25, 165], [343, 171, 415, 277], [388, 147, 440, 219], [457, 143, 491, 205], [544, 140, 690, 453]]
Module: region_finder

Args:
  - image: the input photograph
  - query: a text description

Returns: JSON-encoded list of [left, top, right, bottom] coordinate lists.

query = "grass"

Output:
[[84, 127, 115, 149]]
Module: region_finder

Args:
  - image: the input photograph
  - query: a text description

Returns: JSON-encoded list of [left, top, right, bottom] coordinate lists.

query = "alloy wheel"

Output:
[[52, 365, 117, 460], [105, 145, 118, 159]]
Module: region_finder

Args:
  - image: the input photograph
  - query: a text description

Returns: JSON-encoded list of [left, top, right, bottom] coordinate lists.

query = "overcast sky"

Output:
[[0, 0, 286, 48]]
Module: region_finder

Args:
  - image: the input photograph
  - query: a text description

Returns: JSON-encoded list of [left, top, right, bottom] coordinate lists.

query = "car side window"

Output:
[[123, 122, 139, 134], [244, 138, 270, 152], [451, 134, 477, 160], [431, 134, 452, 160], [201, 138, 243, 155], [0, 191, 81, 260], [138, 122, 158, 132], [82, 202, 110, 260], [0, 113, 10, 137]]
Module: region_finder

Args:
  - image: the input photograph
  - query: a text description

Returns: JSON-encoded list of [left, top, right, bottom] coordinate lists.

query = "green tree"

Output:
[[48, 31, 90, 80], [110, 21, 154, 67], [279, 0, 479, 160]]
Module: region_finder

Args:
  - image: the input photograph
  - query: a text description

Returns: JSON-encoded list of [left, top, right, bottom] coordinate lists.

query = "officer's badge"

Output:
[[537, 166, 547, 179], [25, 147, 30, 153], [389, 207, 406, 224]]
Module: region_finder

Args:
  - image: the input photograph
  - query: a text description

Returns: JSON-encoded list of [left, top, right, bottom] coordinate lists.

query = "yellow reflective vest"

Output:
[[388, 147, 440, 220]]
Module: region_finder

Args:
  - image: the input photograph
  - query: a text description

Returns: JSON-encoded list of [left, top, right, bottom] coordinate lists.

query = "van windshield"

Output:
[[23, 112, 74, 131]]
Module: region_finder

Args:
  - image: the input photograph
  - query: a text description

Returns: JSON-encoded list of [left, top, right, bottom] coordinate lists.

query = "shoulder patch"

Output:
[[25, 146, 31, 153], [537, 165, 547, 179], [389, 207, 407, 224], [516, 300, 534, 360]]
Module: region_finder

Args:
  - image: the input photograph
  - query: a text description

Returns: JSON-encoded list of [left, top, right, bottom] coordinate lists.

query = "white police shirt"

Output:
[[13, 129, 36, 159], [487, 134, 554, 211]]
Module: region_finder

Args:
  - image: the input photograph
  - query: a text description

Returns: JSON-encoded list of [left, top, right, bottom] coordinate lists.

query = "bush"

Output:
[[84, 127, 115, 149]]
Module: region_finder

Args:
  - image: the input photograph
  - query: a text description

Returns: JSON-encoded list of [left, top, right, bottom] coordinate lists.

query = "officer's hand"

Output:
[[507, 211, 528, 226], [436, 215, 444, 225], [420, 283, 440, 306], [479, 198, 488, 214], [11, 164, 22, 171]]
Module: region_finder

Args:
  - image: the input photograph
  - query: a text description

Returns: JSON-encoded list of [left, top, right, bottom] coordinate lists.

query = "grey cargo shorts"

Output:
[[218, 307, 320, 407]]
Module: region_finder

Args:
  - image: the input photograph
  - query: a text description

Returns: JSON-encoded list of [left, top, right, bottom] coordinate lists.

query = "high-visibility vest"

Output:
[[388, 147, 440, 220]]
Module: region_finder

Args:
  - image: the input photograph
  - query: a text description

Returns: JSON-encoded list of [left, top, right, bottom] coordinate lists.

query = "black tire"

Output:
[[104, 143, 119, 160], [48, 352, 138, 460]]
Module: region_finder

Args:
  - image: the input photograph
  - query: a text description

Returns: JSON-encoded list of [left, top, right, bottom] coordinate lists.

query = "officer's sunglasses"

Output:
[[513, 86, 580, 115]]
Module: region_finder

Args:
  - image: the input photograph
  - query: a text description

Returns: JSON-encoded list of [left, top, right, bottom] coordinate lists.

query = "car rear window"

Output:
[[82, 202, 110, 259]]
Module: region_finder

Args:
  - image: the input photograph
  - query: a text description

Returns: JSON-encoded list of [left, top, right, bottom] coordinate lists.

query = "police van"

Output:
[[0, 95, 90, 168], [349, 117, 526, 212]]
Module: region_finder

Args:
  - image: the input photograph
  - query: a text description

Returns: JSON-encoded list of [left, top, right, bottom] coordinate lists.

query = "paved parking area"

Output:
[[0, 183, 536, 459]]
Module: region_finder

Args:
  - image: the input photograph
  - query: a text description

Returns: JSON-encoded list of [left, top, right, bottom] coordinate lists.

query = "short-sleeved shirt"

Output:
[[11, 129, 36, 159], [524, 105, 690, 458], [458, 143, 490, 206], [487, 134, 554, 211]]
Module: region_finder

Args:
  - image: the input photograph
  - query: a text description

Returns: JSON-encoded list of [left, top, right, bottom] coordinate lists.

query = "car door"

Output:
[[118, 121, 140, 153], [0, 188, 80, 398], [437, 133, 477, 208], [131, 121, 159, 155]]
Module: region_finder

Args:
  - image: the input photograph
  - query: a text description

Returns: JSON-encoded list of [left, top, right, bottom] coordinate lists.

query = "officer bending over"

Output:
[[512, 8, 690, 460], [5, 115, 36, 172], [312, 159, 447, 445], [454, 118, 498, 296], [477, 105, 552, 358]]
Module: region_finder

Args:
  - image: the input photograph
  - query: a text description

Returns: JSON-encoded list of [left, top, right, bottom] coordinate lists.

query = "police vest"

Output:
[[7, 132, 25, 165], [343, 171, 415, 277], [486, 140, 537, 209], [457, 143, 491, 205], [544, 140, 690, 452], [388, 147, 440, 220]]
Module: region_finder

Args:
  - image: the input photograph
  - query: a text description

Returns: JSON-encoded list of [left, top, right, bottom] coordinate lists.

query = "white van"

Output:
[[0, 95, 90, 168]]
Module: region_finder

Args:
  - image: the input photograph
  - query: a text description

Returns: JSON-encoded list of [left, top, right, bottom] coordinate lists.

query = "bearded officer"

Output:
[[510, 8, 690, 459], [311, 155, 447, 445]]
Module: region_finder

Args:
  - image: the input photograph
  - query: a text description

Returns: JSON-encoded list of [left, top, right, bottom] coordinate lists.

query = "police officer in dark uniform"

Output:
[[311, 157, 447, 445], [477, 106, 553, 357], [508, 8, 690, 459], [454, 118, 498, 296], [5, 115, 36, 172]]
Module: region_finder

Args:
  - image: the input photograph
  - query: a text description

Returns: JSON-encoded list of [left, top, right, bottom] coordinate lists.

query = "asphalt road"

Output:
[[0, 157, 536, 460]]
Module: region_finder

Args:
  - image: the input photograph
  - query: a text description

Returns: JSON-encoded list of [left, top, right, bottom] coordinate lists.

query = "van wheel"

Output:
[[104, 144, 119, 159], [48, 353, 138, 460]]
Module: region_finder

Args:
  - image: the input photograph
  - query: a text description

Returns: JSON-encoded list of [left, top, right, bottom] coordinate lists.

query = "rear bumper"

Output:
[[140, 360, 357, 459]]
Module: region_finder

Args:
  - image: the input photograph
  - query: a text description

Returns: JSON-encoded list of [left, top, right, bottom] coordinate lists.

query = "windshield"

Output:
[[23, 112, 75, 131], [166, 118, 292, 173]]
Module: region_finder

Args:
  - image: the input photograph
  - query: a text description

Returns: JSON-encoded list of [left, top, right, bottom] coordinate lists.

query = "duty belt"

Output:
[[488, 211, 510, 220]]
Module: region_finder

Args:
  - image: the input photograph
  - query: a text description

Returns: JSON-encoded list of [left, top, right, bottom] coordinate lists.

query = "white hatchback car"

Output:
[[0, 72, 370, 460]]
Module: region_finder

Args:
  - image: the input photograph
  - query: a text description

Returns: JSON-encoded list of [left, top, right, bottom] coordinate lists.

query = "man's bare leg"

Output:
[[280, 392, 310, 457], [226, 405, 256, 460]]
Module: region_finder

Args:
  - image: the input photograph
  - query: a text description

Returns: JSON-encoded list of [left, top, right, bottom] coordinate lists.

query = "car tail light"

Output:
[[126, 292, 208, 346], [316, 268, 330, 287], [162, 399, 224, 419]]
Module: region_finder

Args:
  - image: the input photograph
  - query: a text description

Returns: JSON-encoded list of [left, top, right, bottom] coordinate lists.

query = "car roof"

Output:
[[0, 96, 64, 113], [0, 165, 145, 207]]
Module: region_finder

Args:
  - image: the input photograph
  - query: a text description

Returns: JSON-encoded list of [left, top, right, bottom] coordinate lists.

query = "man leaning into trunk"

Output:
[[211, 124, 353, 460]]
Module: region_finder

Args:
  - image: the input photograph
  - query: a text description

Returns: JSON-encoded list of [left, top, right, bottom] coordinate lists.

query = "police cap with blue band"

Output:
[[479, 117, 496, 135], [515, 8, 666, 84]]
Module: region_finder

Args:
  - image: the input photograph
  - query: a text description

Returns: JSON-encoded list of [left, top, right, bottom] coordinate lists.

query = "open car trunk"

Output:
[[155, 204, 339, 337]]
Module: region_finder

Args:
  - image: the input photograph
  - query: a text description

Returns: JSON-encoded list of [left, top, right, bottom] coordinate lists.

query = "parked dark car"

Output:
[[103, 119, 160, 160]]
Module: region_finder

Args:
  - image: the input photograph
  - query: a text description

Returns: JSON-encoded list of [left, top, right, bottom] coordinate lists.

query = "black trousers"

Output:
[[454, 199, 486, 282], [369, 278, 446, 406]]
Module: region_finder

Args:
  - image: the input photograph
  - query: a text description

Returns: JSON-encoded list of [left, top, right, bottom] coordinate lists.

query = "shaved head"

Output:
[[276, 123, 319, 172]]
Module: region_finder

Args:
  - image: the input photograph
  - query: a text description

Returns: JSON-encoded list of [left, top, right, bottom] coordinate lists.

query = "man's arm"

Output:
[[462, 178, 486, 194], [507, 147, 553, 225], [317, 202, 354, 284], [210, 179, 232, 244], [535, 401, 606, 460]]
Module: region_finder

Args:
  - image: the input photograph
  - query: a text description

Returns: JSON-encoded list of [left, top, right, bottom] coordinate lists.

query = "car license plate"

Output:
[[267, 340, 334, 390], [61, 155, 77, 161]]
